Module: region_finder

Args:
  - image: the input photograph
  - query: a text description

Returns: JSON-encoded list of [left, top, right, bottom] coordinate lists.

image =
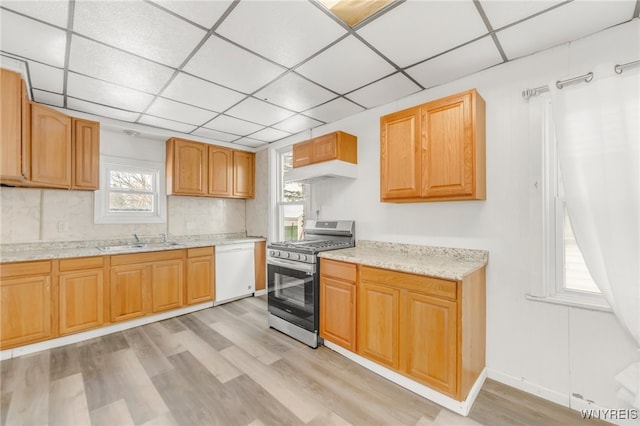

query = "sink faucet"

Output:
[[134, 233, 140, 243], [161, 233, 167, 243]]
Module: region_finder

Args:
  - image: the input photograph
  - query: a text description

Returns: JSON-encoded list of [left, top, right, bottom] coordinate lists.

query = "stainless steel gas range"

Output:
[[267, 220, 355, 348]]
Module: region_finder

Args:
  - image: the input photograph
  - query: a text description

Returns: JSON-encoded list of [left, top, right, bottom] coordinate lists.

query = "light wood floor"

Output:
[[1, 296, 609, 426]]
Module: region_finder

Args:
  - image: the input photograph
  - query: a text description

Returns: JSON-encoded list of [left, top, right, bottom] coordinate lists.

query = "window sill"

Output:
[[525, 293, 612, 312]]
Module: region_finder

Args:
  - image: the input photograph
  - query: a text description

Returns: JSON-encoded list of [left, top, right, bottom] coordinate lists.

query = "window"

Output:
[[95, 157, 166, 224], [537, 100, 608, 310], [276, 149, 309, 241]]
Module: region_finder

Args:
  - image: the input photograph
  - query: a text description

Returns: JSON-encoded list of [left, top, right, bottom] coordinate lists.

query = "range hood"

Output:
[[284, 160, 357, 183]]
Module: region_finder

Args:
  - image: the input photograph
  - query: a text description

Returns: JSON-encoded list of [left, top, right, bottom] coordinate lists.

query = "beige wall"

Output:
[[245, 148, 269, 239]]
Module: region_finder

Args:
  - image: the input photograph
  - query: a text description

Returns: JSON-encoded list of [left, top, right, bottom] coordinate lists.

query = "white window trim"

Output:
[[94, 155, 167, 224], [528, 98, 610, 312]]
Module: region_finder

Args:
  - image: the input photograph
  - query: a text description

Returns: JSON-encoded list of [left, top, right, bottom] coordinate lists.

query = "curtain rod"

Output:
[[521, 59, 640, 99]]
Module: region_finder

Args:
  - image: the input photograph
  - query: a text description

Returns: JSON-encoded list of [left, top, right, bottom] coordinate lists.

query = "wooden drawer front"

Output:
[[110, 249, 184, 266], [320, 259, 356, 283], [59, 256, 105, 271], [188, 246, 214, 258], [0, 260, 52, 279], [360, 266, 457, 301]]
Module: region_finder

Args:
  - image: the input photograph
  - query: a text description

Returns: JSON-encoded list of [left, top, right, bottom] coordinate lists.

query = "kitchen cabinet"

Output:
[[232, 150, 255, 198], [0, 68, 29, 184], [58, 256, 107, 336], [186, 247, 214, 304], [110, 263, 149, 323], [72, 118, 100, 190], [166, 138, 208, 196], [208, 146, 233, 197], [151, 259, 184, 313], [30, 103, 72, 188], [320, 259, 357, 351], [292, 131, 357, 168], [0, 260, 52, 349], [380, 89, 485, 202], [358, 280, 400, 369], [254, 241, 266, 292]]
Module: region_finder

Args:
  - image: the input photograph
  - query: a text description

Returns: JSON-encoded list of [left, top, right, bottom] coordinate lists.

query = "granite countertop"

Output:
[[0, 233, 266, 263], [319, 240, 488, 281]]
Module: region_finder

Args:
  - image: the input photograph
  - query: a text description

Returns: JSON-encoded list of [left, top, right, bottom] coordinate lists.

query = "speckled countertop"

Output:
[[0, 233, 266, 263], [318, 240, 488, 281]]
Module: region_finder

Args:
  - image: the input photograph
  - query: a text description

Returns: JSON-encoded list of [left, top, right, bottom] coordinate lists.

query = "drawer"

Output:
[[320, 259, 356, 283], [110, 249, 185, 266], [0, 260, 52, 279], [59, 256, 105, 271], [188, 246, 214, 258], [360, 266, 457, 301]]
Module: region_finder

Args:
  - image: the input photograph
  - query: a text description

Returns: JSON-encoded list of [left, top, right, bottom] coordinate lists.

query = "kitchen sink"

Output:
[[96, 242, 183, 253]]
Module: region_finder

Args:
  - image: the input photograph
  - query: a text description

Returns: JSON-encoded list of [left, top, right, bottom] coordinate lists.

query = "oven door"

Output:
[[267, 257, 317, 332]]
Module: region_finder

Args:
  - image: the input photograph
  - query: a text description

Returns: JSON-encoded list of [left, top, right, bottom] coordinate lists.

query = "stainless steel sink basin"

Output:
[[96, 241, 183, 253]]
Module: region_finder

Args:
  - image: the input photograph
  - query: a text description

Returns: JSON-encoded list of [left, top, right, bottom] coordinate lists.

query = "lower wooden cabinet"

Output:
[[151, 259, 184, 313], [320, 259, 357, 351], [358, 281, 400, 369], [110, 263, 149, 322], [186, 247, 214, 305]]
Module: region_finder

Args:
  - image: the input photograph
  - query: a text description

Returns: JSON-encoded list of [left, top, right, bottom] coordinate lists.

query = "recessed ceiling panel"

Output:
[[192, 128, 239, 143], [479, 0, 565, 30], [0, 10, 67, 67], [138, 115, 197, 134], [406, 36, 503, 89], [73, 0, 206, 67], [32, 90, 63, 107], [69, 36, 174, 93], [67, 72, 155, 112], [304, 97, 364, 123], [150, 0, 233, 29], [1, 1, 68, 27], [27, 61, 64, 93], [162, 72, 246, 113], [273, 114, 324, 134], [204, 114, 264, 136], [254, 73, 337, 112], [67, 98, 141, 122], [146, 97, 217, 126], [226, 98, 295, 126], [184, 36, 285, 94], [216, 0, 347, 68], [346, 72, 421, 108], [497, 0, 636, 60], [357, 0, 488, 68], [296, 36, 395, 94], [233, 137, 267, 148], [249, 127, 291, 143]]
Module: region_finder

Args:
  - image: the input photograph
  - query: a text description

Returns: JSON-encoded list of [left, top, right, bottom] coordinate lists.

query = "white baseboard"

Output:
[[486, 368, 569, 407], [253, 289, 266, 297], [0, 302, 213, 361], [323, 340, 486, 416]]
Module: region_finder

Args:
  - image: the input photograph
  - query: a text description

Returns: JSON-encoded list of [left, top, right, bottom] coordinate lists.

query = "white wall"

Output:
[[246, 149, 269, 238], [269, 20, 639, 413]]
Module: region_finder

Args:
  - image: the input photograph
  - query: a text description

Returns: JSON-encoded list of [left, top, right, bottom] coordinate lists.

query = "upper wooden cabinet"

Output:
[[0, 68, 29, 184], [72, 118, 100, 190], [292, 131, 357, 168], [30, 103, 73, 188], [380, 89, 486, 202], [166, 137, 255, 199]]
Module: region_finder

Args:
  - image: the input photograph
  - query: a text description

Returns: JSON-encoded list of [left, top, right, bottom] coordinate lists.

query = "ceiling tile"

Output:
[[73, 0, 206, 67], [67, 72, 155, 111], [204, 114, 263, 136], [162, 72, 246, 112], [138, 115, 197, 133], [249, 127, 291, 143], [69, 36, 174, 93], [479, 0, 564, 30], [146, 97, 217, 126], [497, 0, 637, 60], [1, 1, 68, 27], [184, 35, 285, 94], [346, 73, 421, 109], [216, 0, 347, 68], [150, 0, 233, 29], [254, 72, 337, 112], [67, 98, 141, 122], [191, 128, 240, 143], [295, 36, 396, 94], [226, 98, 295, 126], [32, 90, 63, 107], [357, 0, 488, 68], [406, 36, 503, 89], [233, 138, 267, 148], [0, 10, 67, 67], [273, 114, 324, 134], [304, 98, 364, 123], [27, 61, 63, 93]]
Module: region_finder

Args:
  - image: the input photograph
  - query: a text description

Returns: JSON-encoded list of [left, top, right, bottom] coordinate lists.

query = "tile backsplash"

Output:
[[0, 187, 246, 244]]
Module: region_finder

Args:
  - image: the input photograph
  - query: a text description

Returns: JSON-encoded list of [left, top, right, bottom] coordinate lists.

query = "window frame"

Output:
[[274, 146, 310, 242], [94, 156, 166, 224]]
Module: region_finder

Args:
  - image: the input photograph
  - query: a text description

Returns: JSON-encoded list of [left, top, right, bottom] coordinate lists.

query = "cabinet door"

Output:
[[380, 106, 421, 200], [169, 138, 207, 195], [72, 118, 100, 190], [151, 259, 184, 313], [110, 264, 149, 322], [208, 146, 233, 197], [186, 255, 214, 305], [254, 241, 266, 292], [311, 133, 338, 163], [401, 291, 457, 396], [292, 140, 312, 168], [0, 275, 52, 348], [0, 69, 25, 182], [232, 150, 255, 198], [320, 276, 356, 351], [30, 103, 72, 187], [357, 281, 400, 369], [421, 91, 474, 198], [59, 269, 105, 335]]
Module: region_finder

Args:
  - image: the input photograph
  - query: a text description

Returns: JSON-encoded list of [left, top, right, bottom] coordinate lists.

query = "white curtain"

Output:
[[549, 63, 639, 408]]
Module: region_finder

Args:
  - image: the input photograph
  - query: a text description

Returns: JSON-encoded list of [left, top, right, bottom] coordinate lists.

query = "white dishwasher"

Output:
[[214, 242, 255, 305]]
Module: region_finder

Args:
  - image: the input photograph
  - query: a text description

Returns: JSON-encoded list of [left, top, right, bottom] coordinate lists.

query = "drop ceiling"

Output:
[[1, 0, 638, 148]]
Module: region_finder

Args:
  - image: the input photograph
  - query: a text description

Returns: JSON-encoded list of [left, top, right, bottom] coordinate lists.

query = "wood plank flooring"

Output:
[[1, 296, 610, 426]]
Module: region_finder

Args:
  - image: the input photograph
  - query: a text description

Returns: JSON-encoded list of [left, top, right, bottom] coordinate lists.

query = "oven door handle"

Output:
[[268, 257, 316, 274]]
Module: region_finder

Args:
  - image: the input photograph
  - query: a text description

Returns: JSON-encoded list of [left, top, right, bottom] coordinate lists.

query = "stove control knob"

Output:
[[295, 254, 301, 260], [275, 251, 281, 257], [301, 255, 307, 261], [269, 250, 275, 256], [285, 252, 290, 258]]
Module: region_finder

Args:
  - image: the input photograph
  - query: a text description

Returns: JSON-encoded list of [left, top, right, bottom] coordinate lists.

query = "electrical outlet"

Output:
[[57, 221, 67, 232]]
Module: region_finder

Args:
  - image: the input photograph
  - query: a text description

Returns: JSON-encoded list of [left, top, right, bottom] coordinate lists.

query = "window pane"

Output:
[[283, 204, 304, 241], [109, 193, 154, 212], [281, 152, 306, 202], [564, 212, 600, 293], [110, 170, 153, 191]]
